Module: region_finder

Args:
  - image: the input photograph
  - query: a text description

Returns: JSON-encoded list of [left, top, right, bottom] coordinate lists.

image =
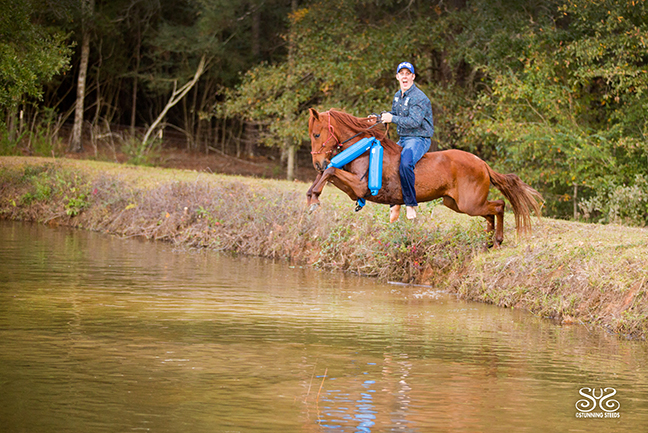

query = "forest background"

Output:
[[1, 0, 647, 225]]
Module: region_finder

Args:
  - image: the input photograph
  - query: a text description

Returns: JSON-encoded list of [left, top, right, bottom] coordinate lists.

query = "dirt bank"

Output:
[[2, 156, 647, 338]]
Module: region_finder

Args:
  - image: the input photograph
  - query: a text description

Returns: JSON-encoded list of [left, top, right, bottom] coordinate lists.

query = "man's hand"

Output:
[[369, 112, 393, 124]]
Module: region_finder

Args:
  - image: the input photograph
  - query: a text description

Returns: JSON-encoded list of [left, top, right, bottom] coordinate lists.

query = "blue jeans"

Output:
[[398, 136, 431, 207]]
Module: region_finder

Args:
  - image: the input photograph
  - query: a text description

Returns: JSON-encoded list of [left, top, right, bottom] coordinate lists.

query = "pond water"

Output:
[[1, 220, 647, 432]]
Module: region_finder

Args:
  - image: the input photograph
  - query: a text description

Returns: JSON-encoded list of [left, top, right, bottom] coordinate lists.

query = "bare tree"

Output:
[[142, 55, 207, 147], [70, 0, 94, 153], [285, 0, 298, 180]]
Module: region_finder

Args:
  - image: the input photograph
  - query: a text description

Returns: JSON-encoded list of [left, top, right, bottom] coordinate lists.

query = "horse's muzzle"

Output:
[[314, 159, 330, 173]]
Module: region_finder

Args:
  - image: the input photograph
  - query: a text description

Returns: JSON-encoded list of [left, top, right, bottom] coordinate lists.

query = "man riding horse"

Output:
[[307, 68, 543, 247], [374, 61, 435, 221]]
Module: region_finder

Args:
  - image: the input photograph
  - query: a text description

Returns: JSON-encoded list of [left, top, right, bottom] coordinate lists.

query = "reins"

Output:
[[310, 112, 386, 155]]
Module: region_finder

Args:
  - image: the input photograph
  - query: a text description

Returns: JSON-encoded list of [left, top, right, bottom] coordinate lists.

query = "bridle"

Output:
[[310, 111, 340, 155], [310, 111, 384, 156]]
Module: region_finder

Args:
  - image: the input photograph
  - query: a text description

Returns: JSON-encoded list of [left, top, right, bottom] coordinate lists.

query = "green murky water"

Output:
[[0, 220, 646, 432]]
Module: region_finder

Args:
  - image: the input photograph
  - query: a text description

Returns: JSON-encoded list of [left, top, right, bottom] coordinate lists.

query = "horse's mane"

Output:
[[328, 110, 400, 153]]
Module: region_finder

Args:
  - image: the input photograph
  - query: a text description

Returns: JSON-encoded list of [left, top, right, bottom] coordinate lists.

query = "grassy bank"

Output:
[[1, 156, 647, 338]]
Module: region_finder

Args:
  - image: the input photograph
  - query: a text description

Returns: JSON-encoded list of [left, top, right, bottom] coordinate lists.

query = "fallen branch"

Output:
[[142, 55, 207, 148]]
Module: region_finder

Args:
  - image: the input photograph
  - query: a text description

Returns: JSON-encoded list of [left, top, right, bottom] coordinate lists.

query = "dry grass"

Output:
[[2, 156, 647, 338], [453, 219, 648, 337]]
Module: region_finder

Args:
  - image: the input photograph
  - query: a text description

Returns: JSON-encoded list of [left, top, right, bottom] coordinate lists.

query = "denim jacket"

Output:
[[390, 83, 434, 138]]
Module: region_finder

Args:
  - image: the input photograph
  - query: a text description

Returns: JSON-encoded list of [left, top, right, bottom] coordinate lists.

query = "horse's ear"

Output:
[[309, 108, 320, 121]]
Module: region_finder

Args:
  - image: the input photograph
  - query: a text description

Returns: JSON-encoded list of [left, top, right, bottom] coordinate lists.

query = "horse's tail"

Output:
[[486, 165, 544, 234]]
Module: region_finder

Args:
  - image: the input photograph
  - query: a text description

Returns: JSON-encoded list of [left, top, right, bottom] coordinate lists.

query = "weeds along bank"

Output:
[[0, 157, 488, 283], [1, 156, 647, 339]]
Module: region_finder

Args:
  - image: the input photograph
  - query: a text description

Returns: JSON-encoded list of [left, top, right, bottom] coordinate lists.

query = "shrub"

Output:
[[580, 175, 648, 226]]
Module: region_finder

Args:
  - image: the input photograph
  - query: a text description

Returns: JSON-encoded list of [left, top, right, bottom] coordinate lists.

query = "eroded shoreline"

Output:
[[2, 156, 646, 338]]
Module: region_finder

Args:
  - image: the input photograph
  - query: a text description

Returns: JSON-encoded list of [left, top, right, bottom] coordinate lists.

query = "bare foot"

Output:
[[389, 205, 401, 223]]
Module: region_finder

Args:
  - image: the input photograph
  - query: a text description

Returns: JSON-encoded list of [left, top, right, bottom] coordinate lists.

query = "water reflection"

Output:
[[1, 221, 647, 432]]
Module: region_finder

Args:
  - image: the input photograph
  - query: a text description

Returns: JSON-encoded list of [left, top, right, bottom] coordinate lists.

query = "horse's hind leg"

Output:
[[442, 196, 461, 213], [483, 214, 495, 247], [444, 195, 506, 248], [472, 199, 505, 247], [483, 215, 495, 233], [488, 199, 505, 247]]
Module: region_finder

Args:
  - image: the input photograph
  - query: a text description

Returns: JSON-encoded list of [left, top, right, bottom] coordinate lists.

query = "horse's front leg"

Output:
[[306, 172, 323, 210], [310, 167, 370, 207]]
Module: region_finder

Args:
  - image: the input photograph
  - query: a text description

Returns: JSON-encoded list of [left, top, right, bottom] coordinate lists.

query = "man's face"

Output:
[[396, 69, 415, 92]]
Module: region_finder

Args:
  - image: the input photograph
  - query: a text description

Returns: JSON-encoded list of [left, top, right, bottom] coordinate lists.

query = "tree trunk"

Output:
[[188, 81, 199, 149], [219, 117, 227, 154], [197, 78, 212, 152], [236, 120, 243, 158], [130, 22, 141, 136], [251, 1, 261, 60], [70, 0, 94, 153], [6, 109, 16, 142], [573, 183, 578, 221], [284, 0, 298, 180], [243, 120, 258, 158], [91, 39, 103, 128], [286, 140, 296, 181]]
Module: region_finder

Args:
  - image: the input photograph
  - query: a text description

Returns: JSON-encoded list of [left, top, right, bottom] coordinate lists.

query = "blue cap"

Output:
[[396, 62, 415, 74]]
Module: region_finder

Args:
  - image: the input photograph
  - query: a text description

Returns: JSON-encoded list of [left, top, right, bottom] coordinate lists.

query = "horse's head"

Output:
[[308, 108, 389, 172], [308, 108, 340, 172]]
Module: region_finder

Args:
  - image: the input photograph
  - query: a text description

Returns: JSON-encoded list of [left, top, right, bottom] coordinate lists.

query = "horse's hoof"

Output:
[[308, 203, 320, 214], [355, 205, 363, 212]]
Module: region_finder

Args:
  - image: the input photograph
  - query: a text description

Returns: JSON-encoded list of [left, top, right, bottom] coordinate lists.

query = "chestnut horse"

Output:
[[306, 109, 543, 247]]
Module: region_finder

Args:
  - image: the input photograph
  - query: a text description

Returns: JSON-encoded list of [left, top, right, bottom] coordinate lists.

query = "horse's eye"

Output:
[[313, 133, 320, 139]]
